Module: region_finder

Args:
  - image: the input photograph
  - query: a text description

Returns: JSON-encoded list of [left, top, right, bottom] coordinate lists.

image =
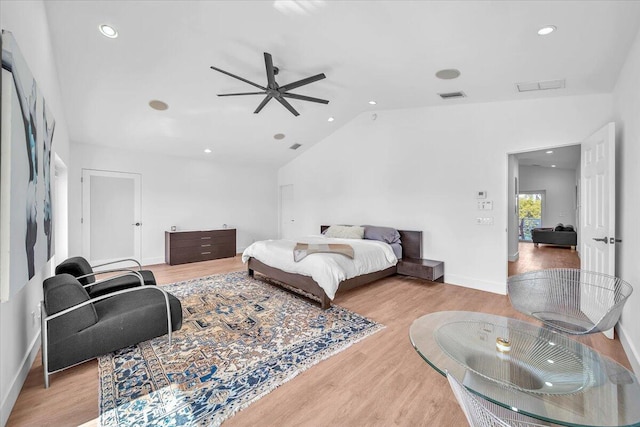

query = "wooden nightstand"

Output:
[[397, 258, 445, 282]]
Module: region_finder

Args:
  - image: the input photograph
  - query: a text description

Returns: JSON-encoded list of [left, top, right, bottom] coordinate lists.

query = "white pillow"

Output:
[[324, 225, 365, 239]]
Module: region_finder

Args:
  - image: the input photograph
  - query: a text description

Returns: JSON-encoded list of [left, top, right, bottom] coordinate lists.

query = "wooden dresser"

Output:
[[165, 229, 236, 265]]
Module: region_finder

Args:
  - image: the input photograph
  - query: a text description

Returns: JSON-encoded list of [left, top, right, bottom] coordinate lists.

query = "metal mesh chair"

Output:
[[507, 269, 633, 335], [447, 372, 550, 427]]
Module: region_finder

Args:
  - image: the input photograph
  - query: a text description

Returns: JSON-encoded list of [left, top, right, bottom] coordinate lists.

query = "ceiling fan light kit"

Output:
[[211, 52, 329, 116]]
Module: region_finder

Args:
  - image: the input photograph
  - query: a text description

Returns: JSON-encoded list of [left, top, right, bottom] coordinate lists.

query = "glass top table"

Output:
[[409, 311, 640, 427]]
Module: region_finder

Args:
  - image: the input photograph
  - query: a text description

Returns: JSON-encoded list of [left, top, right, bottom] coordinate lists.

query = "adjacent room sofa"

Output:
[[531, 224, 577, 248]]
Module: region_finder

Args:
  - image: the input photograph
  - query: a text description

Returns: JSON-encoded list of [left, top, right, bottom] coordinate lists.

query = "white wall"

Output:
[[279, 94, 612, 295], [519, 165, 577, 228], [613, 27, 640, 375], [68, 143, 278, 265], [0, 1, 71, 425]]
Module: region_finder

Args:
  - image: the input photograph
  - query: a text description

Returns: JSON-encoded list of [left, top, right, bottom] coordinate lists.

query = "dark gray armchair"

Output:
[[55, 256, 157, 298], [41, 273, 182, 388]]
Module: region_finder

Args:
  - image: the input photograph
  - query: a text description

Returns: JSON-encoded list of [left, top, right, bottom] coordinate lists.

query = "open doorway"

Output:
[[507, 145, 581, 276]]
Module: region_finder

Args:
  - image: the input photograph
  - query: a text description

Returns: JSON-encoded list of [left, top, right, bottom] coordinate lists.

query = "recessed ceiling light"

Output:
[[99, 24, 118, 39], [204, 148, 212, 154], [274, 133, 285, 140], [537, 25, 556, 36], [368, 100, 377, 105], [435, 69, 461, 80], [551, 165, 557, 168], [327, 117, 335, 122], [149, 100, 168, 111], [546, 150, 554, 154]]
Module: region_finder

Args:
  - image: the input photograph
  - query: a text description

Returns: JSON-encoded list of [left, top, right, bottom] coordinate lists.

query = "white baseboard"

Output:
[[617, 322, 640, 375], [143, 252, 244, 268], [0, 331, 40, 427], [508, 251, 519, 262], [444, 274, 507, 295]]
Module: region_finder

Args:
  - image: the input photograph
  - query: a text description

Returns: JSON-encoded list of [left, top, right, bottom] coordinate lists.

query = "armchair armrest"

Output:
[[92, 258, 143, 271]]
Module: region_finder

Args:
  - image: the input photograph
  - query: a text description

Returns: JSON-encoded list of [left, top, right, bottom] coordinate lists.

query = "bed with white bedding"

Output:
[[242, 226, 423, 309]]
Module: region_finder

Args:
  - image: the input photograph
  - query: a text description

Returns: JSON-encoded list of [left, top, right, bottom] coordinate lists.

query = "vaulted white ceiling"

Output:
[[44, 1, 640, 167]]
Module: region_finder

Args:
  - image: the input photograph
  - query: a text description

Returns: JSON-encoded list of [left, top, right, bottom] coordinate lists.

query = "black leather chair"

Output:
[[55, 256, 156, 298], [41, 273, 182, 388]]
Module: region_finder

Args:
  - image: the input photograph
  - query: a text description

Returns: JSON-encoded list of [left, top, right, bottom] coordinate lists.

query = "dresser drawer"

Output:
[[170, 243, 233, 258], [169, 234, 234, 249]]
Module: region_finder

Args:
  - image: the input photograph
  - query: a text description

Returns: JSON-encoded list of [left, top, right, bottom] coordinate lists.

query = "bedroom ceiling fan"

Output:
[[210, 52, 329, 117]]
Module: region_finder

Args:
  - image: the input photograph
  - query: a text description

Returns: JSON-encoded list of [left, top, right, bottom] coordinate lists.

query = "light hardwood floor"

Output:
[[508, 241, 580, 276], [8, 255, 630, 426]]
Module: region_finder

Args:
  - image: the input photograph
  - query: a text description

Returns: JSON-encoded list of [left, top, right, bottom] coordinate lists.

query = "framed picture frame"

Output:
[[1, 30, 55, 301]]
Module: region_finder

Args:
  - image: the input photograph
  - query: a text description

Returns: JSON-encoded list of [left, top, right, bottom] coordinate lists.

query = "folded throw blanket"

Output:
[[293, 243, 355, 262]]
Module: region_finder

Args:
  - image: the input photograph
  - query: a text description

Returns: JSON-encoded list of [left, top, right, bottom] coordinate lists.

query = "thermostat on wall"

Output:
[[476, 191, 487, 199]]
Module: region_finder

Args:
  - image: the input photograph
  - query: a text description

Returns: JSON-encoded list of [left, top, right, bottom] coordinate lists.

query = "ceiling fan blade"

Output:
[[264, 52, 276, 90], [210, 66, 266, 91], [218, 91, 266, 97], [275, 96, 300, 116], [279, 73, 326, 92], [254, 95, 273, 114], [281, 92, 329, 104]]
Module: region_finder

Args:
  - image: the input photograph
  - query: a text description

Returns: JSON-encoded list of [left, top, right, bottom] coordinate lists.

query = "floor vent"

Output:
[[516, 79, 565, 92], [438, 91, 466, 100], [289, 143, 302, 150]]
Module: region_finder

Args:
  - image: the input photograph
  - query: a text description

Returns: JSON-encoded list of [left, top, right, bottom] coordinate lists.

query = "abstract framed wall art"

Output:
[[1, 30, 55, 301]]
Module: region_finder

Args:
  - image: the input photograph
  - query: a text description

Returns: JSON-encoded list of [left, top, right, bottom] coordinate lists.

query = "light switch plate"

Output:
[[477, 201, 493, 210], [476, 217, 494, 225]]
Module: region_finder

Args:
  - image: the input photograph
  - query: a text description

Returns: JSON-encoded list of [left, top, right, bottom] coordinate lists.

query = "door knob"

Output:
[[132, 222, 141, 226], [592, 237, 608, 243]]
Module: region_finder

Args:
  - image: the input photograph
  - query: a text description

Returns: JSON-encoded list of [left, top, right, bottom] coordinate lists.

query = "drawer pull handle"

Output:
[[201, 251, 211, 255], [201, 244, 211, 247], [201, 237, 211, 240]]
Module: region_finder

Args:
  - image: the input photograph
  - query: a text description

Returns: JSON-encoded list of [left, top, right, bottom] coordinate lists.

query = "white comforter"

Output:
[[241, 235, 398, 300]]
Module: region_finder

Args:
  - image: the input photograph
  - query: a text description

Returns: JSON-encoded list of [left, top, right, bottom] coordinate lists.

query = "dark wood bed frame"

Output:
[[247, 226, 422, 309]]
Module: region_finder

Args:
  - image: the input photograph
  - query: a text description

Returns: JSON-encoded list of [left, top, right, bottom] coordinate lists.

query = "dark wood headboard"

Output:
[[320, 225, 422, 260]]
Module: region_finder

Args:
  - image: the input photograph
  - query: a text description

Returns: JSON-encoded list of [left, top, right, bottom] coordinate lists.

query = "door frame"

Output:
[[81, 169, 142, 265]]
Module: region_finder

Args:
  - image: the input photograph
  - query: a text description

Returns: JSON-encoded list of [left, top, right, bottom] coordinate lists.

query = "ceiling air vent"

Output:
[[289, 143, 302, 150], [516, 79, 565, 92], [438, 91, 466, 100]]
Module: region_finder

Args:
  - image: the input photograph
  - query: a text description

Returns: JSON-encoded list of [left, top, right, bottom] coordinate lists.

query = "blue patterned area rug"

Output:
[[98, 271, 383, 426]]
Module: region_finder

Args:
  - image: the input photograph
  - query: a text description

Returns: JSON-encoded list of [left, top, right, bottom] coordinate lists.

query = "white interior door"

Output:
[[279, 184, 295, 239], [82, 169, 141, 265], [580, 122, 616, 338]]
